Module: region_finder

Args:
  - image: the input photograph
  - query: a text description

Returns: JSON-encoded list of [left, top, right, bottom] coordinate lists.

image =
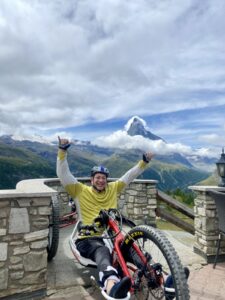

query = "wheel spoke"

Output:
[[121, 225, 190, 300]]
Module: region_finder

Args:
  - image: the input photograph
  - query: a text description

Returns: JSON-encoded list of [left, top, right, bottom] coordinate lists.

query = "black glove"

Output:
[[58, 143, 71, 150], [95, 210, 109, 227], [143, 153, 150, 163]]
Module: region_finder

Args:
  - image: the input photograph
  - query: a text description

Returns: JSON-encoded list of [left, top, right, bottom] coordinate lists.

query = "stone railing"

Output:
[[47, 177, 158, 226], [0, 177, 157, 299], [189, 185, 225, 263]]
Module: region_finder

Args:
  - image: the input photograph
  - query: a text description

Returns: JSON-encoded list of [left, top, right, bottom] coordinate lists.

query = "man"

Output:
[[56, 136, 154, 299]]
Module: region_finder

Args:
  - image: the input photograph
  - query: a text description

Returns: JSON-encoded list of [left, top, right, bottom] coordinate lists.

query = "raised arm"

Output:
[[56, 137, 78, 187], [118, 152, 154, 188]]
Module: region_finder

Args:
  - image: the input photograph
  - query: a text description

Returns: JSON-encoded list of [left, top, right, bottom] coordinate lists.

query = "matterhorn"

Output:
[[126, 116, 164, 141]]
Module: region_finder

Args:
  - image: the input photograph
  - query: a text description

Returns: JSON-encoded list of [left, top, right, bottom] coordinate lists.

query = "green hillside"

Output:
[[0, 137, 209, 191], [103, 158, 208, 191], [197, 172, 219, 186], [0, 143, 56, 189], [144, 160, 208, 191]]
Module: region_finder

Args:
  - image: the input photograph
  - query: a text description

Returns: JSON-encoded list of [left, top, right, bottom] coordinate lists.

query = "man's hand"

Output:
[[143, 152, 154, 163], [58, 136, 71, 150]]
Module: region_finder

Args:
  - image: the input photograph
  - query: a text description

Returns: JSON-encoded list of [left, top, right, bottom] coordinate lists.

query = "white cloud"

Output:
[[199, 134, 225, 147], [0, 0, 225, 147], [93, 129, 205, 157], [93, 113, 221, 158]]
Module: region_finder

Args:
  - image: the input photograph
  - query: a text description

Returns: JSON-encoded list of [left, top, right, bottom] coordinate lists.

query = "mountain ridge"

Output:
[[127, 116, 164, 141], [0, 115, 216, 190], [0, 134, 209, 191]]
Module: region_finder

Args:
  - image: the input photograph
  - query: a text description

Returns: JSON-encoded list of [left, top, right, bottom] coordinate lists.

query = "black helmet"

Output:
[[91, 166, 109, 178]]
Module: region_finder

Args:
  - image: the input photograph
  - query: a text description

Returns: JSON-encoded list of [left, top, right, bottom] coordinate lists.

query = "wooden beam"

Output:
[[156, 207, 195, 235], [157, 190, 194, 219]]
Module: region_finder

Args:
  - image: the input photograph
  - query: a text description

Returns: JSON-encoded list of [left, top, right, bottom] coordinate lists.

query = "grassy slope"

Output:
[[0, 143, 56, 189], [0, 141, 209, 191], [197, 173, 219, 186], [139, 160, 208, 191]]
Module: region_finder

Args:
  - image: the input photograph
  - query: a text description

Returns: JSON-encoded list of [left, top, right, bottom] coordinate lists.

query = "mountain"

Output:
[[0, 115, 215, 191], [198, 173, 219, 186], [155, 153, 193, 168], [0, 133, 209, 191], [186, 154, 217, 172], [125, 116, 217, 172], [0, 140, 56, 189], [127, 117, 164, 141], [126, 116, 195, 169]]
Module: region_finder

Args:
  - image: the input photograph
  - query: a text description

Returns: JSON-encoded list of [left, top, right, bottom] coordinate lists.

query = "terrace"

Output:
[[0, 177, 225, 299]]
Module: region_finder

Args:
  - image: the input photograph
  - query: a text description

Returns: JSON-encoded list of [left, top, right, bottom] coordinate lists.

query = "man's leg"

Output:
[[93, 243, 120, 292], [76, 238, 131, 298]]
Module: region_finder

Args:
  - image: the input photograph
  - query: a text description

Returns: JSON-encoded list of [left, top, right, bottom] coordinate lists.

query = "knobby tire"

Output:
[[47, 195, 60, 261], [121, 225, 190, 300]]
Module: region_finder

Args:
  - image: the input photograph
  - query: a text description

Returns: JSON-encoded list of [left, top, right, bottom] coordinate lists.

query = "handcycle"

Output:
[[69, 208, 190, 300]]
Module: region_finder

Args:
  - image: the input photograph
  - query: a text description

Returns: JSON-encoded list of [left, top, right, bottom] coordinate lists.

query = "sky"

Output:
[[0, 0, 225, 158]]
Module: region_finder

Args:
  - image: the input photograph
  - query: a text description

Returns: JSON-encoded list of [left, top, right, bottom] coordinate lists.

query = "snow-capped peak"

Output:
[[125, 116, 164, 141], [124, 116, 148, 131]]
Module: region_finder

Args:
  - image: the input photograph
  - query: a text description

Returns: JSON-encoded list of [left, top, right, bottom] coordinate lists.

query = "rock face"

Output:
[[126, 117, 164, 141]]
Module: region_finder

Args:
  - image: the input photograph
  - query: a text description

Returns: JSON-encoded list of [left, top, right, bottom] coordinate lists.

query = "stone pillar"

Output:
[[120, 180, 157, 226], [189, 185, 225, 263], [0, 180, 57, 299]]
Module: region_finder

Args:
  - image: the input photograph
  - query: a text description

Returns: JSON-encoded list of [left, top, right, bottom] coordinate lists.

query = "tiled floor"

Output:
[[189, 262, 225, 300]]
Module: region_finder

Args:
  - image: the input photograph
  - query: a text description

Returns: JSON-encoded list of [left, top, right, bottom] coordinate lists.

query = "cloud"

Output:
[[0, 0, 225, 148], [199, 134, 225, 147], [93, 113, 221, 158], [93, 127, 223, 160], [93, 129, 208, 157]]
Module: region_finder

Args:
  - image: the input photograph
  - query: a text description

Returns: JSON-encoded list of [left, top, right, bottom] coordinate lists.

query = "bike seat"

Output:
[[69, 220, 97, 267]]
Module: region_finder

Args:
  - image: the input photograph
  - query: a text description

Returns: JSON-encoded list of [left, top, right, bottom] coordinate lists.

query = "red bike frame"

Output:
[[59, 211, 77, 228], [69, 209, 167, 299], [108, 217, 148, 293]]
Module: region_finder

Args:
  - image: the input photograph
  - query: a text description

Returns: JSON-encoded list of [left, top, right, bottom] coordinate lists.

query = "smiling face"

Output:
[[91, 173, 107, 192]]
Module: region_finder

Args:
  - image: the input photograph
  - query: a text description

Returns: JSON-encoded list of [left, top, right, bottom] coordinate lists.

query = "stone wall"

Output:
[[189, 185, 225, 263], [0, 177, 157, 299], [119, 181, 157, 225], [0, 181, 57, 299]]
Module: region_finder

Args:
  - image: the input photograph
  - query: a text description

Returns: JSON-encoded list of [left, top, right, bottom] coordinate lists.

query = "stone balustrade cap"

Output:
[[0, 178, 57, 199], [189, 185, 225, 192], [16, 178, 57, 194], [44, 177, 158, 184], [76, 177, 158, 184]]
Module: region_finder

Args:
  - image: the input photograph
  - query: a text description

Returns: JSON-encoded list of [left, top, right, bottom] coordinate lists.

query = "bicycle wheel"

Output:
[[120, 225, 190, 300], [47, 195, 60, 261]]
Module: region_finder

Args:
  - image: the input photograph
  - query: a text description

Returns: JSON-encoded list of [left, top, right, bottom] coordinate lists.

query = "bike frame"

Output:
[[69, 212, 150, 299], [53, 205, 188, 299], [108, 217, 148, 292]]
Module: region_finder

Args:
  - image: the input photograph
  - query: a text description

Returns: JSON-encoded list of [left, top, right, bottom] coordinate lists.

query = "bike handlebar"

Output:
[[79, 209, 123, 239]]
